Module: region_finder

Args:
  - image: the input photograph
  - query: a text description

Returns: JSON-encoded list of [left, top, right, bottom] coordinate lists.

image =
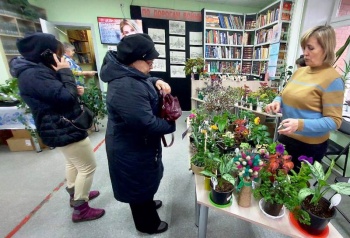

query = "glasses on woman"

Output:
[[145, 60, 154, 67]]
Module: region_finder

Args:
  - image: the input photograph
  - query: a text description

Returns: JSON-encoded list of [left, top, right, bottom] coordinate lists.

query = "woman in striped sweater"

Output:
[[265, 25, 344, 170]]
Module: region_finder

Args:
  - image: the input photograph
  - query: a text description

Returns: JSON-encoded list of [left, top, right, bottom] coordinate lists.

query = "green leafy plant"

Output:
[[184, 57, 205, 76], [80, 81, 107, 126], [200, 154, 236, 191], [298, 159, 350, 206], [249, 117, 272, 145], [253, 169, 299, 211]]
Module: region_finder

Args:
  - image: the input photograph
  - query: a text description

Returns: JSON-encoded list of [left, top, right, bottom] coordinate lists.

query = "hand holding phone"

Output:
[[40, 49, 59, 68]]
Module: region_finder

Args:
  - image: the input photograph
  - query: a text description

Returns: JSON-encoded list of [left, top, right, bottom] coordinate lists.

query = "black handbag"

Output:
[[62, 100, 95, 131]]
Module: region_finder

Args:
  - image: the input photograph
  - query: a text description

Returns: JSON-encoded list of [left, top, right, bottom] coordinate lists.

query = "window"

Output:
[[335, 0, 350, 18], [334, 25, 350, 74]]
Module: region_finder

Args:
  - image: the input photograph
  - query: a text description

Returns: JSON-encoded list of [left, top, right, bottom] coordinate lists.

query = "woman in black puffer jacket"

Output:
[[9, 33, 104, 223], [100, 33, 176, 234]]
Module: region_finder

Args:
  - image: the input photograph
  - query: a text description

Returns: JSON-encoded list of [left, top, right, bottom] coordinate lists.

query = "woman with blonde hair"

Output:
[[266, 25, 344, 170]]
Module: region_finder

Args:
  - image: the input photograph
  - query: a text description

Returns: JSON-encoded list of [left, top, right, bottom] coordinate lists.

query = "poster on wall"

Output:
[[148, 28, 165, 43], [170, 51, 186, 64], [154, 44, 166, 58], [190, 46, 203, 58], [169, 36, 185, 50], [169, 20, 186, 35], [97, 17, 143, 44], [170, 65, 186, 78], [189, 32, 202, 45]]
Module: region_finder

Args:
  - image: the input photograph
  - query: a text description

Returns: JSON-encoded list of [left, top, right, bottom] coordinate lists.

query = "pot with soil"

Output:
[[298, 195, 337, 235], [262, 199, 284, 216], [210, 180, 234, 205]]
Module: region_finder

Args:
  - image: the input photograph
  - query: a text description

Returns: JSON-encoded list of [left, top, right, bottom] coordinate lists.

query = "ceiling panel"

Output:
[[195, 0, 276, 9]]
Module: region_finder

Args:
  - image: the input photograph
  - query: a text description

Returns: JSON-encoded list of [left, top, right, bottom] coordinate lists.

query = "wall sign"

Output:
[[141, 7, 201, 22]]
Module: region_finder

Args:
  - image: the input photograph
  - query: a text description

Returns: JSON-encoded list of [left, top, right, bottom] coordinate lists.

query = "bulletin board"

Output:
[[130, 6, 203, 111]]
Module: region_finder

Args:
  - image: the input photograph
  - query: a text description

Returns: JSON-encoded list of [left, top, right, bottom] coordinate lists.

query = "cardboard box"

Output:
[[6, 137, 34, 152], [11, 129, 32, 138]]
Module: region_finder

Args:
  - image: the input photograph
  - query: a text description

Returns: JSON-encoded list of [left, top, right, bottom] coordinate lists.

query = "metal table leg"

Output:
[[195, 190, 199, 227], [198, 205, 208, 238]]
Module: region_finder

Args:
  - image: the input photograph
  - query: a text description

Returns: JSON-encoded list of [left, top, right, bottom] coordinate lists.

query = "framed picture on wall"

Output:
[[97, 17, 143, 44]]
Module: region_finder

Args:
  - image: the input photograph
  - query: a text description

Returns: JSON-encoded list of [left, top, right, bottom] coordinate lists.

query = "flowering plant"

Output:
[[248, 117, 272, 146], [265, 143, 294, 174]]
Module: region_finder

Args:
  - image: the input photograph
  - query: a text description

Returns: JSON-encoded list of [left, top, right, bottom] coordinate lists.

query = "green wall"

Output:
[[29, 0, 260, 85]]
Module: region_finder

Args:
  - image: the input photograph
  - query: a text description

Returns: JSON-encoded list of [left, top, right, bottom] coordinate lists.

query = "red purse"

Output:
[[160, 91, 182, 121], [159, 91, 182, 147]]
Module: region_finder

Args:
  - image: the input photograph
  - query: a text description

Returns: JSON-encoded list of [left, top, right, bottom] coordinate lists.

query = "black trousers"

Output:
[[129, 200, 161, 233], [278, 135, 328, 172]]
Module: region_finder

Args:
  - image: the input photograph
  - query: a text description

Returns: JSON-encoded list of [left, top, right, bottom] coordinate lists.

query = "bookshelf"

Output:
[[203, 9, 244, 75], [67, 29, 95, 66], [202, 0, 293, 80], [0, 0, 46, 84], [192, 0, 294, 109]]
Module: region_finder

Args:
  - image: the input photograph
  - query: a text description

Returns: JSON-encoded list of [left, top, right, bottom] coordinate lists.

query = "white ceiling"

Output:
[[195, 0, 276, 9]]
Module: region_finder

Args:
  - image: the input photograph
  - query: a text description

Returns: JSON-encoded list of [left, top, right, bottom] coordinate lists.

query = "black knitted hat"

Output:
[[16, 33, 59, 63], [116, 33, 159, 65]]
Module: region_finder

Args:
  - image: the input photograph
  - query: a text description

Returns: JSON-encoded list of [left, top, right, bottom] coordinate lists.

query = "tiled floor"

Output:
[[0, 112, 349, 238]]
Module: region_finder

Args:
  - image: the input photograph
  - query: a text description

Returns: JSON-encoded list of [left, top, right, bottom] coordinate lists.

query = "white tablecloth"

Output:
[[0, 106, 36, 130]]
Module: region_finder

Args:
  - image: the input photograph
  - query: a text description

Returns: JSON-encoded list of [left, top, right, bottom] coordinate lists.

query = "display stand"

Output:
[[194, 174, 343, 238]]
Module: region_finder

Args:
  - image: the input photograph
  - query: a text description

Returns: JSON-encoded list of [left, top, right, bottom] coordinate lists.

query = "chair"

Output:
[[323, 116, 350, 177]]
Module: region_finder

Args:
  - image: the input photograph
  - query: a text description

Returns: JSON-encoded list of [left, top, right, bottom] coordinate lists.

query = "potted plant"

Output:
[[296, 159, 350, 235], [80, 80, 107, 130], [253, 143, 296, 216], [247, 91, 259, 110], [184, 57, 205, 80], [200, 154, 237, 205], [248, 117, 273, 147], [190, 149, 205, 175]]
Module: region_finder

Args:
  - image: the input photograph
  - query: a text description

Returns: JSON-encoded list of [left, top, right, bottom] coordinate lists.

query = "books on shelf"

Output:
[[206, 15, 220, 28]]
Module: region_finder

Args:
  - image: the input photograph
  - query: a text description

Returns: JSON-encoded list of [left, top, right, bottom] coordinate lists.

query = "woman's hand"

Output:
[[77, 86, 84, 96], [265, 101, 281, 114], [155, 80, 171, 94], [278, 118, 299, 135], [83, 71, 97, 77], [52, 54, 70, 71]]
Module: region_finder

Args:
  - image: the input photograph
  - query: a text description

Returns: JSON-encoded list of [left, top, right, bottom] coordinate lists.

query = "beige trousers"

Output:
[[58, 137, 96, 201]]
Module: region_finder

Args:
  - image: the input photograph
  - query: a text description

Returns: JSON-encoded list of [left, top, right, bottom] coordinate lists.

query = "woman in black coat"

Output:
[[10, 33, 104, 223], [100, 33, 176, 234]]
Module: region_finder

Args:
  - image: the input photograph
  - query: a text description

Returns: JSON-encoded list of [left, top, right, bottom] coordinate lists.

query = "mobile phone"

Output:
[[40, 49, 60, 68]]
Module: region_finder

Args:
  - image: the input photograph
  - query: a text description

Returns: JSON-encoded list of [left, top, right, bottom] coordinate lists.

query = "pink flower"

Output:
[[189, 113, 196, 119]]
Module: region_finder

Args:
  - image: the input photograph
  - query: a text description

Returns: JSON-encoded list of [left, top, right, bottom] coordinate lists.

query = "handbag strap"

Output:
[[162, 133, 174, 147]]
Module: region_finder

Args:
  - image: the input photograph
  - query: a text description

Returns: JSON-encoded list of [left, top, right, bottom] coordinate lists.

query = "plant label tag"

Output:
[[227, 195, 232, 201], [211, 177, 218, 190], [182, 127, 189, 139]]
